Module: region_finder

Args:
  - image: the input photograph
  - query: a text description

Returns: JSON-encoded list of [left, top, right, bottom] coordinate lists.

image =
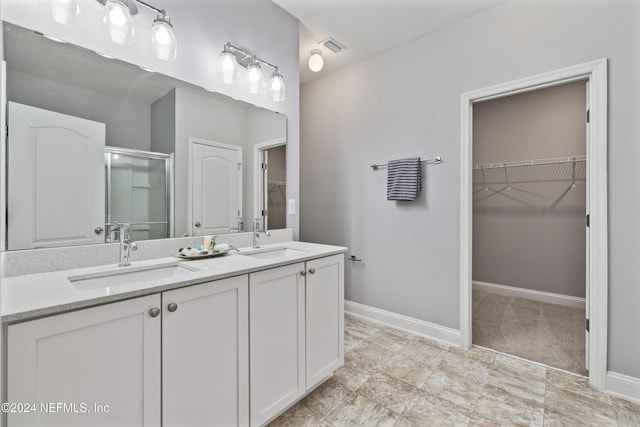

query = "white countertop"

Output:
[[1, 241, 347, 323]]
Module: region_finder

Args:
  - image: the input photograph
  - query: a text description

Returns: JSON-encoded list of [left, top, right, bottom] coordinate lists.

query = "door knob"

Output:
[[167, 303, 178, 312], [149, 307, 160, 318], [94, 227, 104, 234], [309, 268, 316, 275]]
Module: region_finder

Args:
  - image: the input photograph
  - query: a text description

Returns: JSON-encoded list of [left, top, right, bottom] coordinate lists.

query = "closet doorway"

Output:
[[459, 59, 608, 389], [471, 80, 588, 375]]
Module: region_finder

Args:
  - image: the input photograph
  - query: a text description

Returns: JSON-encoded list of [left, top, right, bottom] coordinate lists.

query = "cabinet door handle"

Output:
[[149, 307, 160, 318], [309, 268, 316, 275], [167, 303, 178, 312], [300, 271, 307, 277]]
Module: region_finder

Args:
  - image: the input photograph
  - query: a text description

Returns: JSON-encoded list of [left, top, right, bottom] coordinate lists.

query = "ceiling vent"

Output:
[[321, 37, 346, 53]]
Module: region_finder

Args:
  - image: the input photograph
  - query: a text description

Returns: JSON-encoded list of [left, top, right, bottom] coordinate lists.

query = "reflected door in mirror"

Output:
[[8, 102, 106, 250], [189, 139, 243, 235]]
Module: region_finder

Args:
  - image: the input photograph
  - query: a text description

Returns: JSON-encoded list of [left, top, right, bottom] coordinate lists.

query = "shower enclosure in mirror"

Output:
[[105, 147, 174, 243]]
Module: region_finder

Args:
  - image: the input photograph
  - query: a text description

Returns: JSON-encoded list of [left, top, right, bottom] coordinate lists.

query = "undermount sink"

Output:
[[68, 263, 200, 291], [240, 246, 307, 259]]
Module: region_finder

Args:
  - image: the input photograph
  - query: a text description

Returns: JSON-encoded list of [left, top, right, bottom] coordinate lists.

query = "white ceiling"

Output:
[[272, 0, 511, 84]]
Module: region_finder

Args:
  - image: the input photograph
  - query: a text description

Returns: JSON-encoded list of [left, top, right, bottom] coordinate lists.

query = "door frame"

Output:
[[252, 138, 286, 225], [459, 58, 608, 389], [187, 137, 243, 236]]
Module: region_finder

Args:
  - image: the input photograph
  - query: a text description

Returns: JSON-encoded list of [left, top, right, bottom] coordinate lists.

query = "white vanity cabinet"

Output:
[[162, 275, 249, 427], [305, 255, 345, 389], [7, 294, 162, 427], [249, 254, 344, 427], [6, 276, 249, 427]]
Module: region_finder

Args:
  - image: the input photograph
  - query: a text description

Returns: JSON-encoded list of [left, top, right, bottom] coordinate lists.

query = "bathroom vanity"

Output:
[[2, 241, 346, 427]]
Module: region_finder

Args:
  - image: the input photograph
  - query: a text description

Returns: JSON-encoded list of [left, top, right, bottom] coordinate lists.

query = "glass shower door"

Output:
[[105, 147, 173, 242]]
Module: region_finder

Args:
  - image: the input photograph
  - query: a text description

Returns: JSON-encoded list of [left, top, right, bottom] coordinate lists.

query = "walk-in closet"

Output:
[[471, 80, 588, 376]]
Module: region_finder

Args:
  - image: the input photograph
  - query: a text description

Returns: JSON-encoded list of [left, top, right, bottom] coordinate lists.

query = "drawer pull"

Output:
[[309, 268, 316, 275], [167, 303, 178, 312], [149, 307, 160, 318]]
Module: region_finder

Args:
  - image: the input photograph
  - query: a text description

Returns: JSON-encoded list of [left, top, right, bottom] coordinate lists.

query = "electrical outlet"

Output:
[[287, 199, 296, 215]]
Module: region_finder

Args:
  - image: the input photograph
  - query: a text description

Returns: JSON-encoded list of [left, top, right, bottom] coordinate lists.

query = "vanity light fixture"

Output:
[[50, 0, 80, 25], [217, 42, 286, 102], [269, 69, 286, 103], [308, 49, 324, 72], [96, 0, 177, 61]]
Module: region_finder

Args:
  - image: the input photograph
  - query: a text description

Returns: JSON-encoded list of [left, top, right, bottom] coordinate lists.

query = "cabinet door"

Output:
[[249, 263, 305, 427], [7, 294, 161, 427], [162, 276, 249, 427], [306, 254, 345, 389]]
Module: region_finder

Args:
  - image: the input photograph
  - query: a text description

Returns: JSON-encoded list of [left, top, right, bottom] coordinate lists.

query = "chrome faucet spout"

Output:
[[117, 223, 138, 266], [252, 218, 271, 249]]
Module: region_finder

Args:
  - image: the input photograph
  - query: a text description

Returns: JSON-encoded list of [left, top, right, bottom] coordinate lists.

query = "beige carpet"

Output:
[[472, 290, 587, 376]]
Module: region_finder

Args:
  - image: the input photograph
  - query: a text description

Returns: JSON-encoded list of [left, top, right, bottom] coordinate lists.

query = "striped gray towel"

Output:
[[386, 157, 422, 201]]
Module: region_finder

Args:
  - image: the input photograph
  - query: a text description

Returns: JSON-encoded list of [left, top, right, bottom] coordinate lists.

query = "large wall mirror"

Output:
[[3, 22, 287, 251]]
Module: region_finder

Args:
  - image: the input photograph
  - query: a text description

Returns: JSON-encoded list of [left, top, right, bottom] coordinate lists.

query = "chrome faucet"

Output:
[[253, 218, 271, 249], [117, 223, 138, 266]]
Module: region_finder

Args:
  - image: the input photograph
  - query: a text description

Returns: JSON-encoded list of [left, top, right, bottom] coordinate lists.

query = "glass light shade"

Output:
[[308, 51, 324, 72], [50, 0, 79, 24], [217, 50, 237, 85], [149, 18, 177, 61], [269, 72, 286, 102], [103, 0, 134, 45], [246, 62, 265, 95]]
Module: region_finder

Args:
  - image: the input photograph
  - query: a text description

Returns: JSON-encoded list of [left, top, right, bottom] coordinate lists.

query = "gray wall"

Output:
[[6, 70, 151, 151], [300, 0, 640, 377], [150, 89, 176, 155], [473, 81, 586, 298]]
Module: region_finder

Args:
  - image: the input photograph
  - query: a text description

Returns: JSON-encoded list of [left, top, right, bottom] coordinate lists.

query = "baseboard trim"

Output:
[[473, 281, 586, 310], [607, 371, 640, 404], [344, 300, 461, 347]]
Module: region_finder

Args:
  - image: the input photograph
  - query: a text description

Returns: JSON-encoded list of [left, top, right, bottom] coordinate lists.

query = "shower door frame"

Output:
[[105, 146, 175, 240], [459, 59, 608, 390]]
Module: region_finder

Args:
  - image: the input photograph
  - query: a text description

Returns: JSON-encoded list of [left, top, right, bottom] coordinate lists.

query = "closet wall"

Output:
[[472, 80, 587, 298]]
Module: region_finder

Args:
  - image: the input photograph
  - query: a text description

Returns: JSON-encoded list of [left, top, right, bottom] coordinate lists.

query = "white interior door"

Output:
[[7, 102, 106, 249], [189, 138, 242, 235]]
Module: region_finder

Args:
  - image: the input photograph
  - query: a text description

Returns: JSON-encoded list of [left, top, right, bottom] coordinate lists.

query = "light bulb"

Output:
[[149, 15, 177, 61], [50, 0, 79, 24], [269, 71, 286, 102], [246, 61, 264, 94], [103, 0, 134, 44], [218, 50, 237, 85], [308, 49, 324, 72]]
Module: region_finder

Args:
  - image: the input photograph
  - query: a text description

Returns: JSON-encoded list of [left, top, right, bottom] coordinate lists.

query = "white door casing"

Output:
[[459, 59, 608, 389], [188, 138, 242, 235], [7, 102, 106, 249], [253, 138, 286, 226]]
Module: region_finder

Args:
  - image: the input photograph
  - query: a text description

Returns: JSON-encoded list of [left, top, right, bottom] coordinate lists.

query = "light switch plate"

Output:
[[287, 199, 296, 215]]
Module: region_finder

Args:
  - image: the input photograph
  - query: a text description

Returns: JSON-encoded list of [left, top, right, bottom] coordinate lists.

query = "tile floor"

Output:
[[268, 313, 640, 427], [472, 291, 587, 376]]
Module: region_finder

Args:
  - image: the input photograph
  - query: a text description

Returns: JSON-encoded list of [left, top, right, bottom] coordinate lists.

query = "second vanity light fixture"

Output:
[[96, 0, 177, 61], [218, 42, 286, 102]]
